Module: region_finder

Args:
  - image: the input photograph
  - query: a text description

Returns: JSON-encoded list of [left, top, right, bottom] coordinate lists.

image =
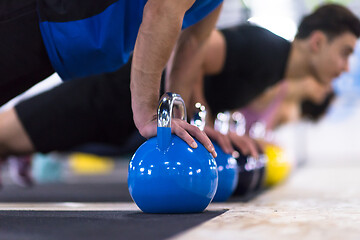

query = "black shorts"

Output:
[[0, 0, 54, 106], [15, 60, 141, 153]]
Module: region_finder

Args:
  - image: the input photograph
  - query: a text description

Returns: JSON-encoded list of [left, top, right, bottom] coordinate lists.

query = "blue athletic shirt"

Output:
[[37, 0, 223, 81]]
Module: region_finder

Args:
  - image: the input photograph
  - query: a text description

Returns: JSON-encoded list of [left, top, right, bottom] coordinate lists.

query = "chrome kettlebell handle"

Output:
[[158, 92, 187, 128], [230, 111, 246, 136], [214, 111, 230, 134], [157, 93, 187, 151], [191, 102, 207, 131]]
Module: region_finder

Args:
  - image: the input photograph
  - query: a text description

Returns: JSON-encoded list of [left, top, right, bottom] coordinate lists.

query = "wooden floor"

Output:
[[1, 159, 359, 240], [174, 160, 360, 240]]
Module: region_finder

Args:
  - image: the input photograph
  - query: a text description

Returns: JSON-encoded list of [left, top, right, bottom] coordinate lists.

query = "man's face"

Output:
[[311, 32, 357, 85]]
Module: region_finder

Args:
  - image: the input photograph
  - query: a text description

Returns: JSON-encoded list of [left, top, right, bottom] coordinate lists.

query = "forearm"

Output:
[[188, 68, 216, 128], [131, 0, 195, 136], [190, 29, 226, 126], [166, 34, 206, 109], [165, 4, 223, 109]]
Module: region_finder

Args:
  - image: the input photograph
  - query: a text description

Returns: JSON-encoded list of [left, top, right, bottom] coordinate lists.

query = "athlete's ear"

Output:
[[308, 30, 327, 53]]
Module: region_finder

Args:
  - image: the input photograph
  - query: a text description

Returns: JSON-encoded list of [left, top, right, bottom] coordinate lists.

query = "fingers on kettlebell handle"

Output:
[[173, 124, 198, 148], [175, 120, 217, 158]]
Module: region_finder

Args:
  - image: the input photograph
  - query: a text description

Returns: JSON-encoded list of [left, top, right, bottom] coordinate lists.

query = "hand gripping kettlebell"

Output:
[[128, 93, 218, 213]]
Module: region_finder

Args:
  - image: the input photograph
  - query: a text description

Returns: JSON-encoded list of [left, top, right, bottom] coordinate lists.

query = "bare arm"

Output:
[[131, 0, 220, 157], [165, 5, 223, 108], [186, 29, 259, 158], [189, 29, 226, 122], [131, 0, 194, 135]]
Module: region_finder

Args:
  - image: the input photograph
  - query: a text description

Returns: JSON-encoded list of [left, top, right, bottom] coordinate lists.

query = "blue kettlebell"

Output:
[[128, 93, 218, 213], [192, 107, 238, 202], [212, 142, 238, 202]]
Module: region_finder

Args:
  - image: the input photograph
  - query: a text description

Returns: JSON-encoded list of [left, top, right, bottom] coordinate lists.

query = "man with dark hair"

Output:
[[204, 3, 360, 115], [0, 3, 358, 161], [187, 3, 359, 150], [296, 4, 360, 40]]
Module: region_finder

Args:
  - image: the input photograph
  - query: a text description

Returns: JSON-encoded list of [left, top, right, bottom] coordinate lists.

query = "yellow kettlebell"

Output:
[[264, 144, 292, 187], [69, 153, 115, 174]]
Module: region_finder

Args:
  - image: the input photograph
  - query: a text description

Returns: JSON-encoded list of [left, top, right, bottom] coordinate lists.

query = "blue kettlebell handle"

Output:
[[157, 93, 187, 151]]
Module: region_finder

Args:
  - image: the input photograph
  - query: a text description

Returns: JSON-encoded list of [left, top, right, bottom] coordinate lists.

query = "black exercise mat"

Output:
[[0, 210, 226, 240], [0, 182, 267, 203], [0, 182, 132, 202]]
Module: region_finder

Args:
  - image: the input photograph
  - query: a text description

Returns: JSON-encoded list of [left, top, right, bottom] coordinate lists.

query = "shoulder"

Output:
[[203, 30, 226, 75], [220, 24, 274, 39], [221, 24, 290, 49]]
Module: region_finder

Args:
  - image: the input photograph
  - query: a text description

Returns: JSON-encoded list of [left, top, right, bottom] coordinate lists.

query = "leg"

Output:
[[0, 109, 34, 157], [13, 61, 136, 154]]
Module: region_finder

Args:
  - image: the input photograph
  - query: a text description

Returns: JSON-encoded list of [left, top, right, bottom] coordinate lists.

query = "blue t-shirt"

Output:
[[37, 0, 223, 80]]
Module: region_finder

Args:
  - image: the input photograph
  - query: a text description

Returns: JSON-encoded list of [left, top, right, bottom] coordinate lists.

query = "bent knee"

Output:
[[0, 108, 34, 157]]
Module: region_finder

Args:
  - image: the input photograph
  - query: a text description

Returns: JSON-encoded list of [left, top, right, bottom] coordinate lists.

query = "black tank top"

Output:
[[204, 24, 291, 114]]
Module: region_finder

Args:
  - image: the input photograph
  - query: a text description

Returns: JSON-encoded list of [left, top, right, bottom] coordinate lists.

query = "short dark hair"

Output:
[[300, 91, 336, 122], [296, 4, 360, 40]]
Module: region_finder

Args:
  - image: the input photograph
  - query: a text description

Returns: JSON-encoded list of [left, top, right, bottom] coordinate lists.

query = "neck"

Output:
[[285, 79, 307, 102], [284, 40, 312, 79], [283, 39, 316, 102]]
